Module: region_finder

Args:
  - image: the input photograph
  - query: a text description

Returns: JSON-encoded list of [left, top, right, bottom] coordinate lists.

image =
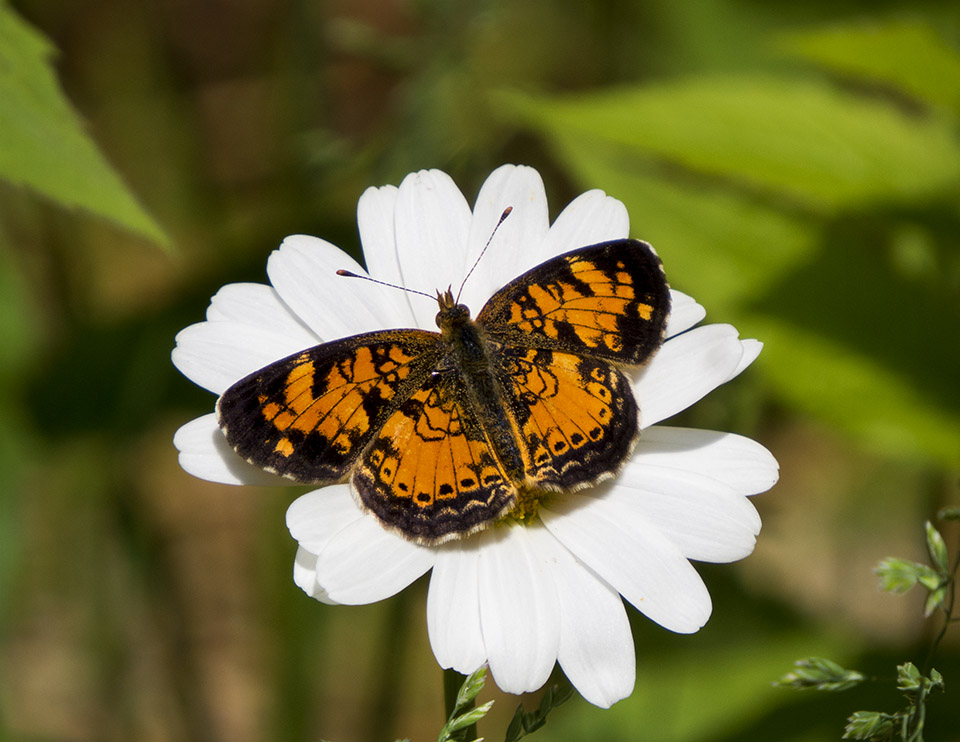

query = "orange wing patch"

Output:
[[508, 257, 638, 352]]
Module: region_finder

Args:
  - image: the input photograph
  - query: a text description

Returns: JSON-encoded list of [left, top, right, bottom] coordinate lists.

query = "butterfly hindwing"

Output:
[[353, 370, 516, 542], [499, 346, 638, 491], [217, 330, 439, 483], [477, 239, 670, 366]]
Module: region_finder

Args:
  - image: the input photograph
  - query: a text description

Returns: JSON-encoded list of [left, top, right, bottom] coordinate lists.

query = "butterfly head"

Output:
[[435, 288, 471, 332]]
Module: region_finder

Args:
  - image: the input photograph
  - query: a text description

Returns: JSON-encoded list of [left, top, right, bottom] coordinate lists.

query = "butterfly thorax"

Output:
[[434, 290, 527, 483]]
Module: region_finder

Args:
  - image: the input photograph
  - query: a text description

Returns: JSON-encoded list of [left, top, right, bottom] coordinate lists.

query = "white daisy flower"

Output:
[[172, 165, 778, 708]]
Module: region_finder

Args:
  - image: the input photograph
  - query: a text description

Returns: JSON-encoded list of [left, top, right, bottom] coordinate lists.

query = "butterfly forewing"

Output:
[[477, 239, 670, 366], [217, 330, 439, 483]]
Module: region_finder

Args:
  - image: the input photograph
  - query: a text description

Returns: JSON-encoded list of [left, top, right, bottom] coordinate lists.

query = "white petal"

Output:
[[632, 426, 779, 496], [172, 320, 312, 395], [357, 185, 402, 283], [634, 324, 745, 428], [541, 494, 711, 633], [459, 164, 550, 311], [357, 184, 420, 328], [427, 543, 486, 674], [541, 190, 630, 258], [731, 338, 762, 379], [293, 546, 339, 605], [394, 169, 473, 329], [477, 526, 560, 694], [549, 535, 635, 708], [665, 290, 706, 338], [315, 516, 435, 605], [604, 468, 761, 563], [267, 235, 413, 340], [286, 486, 366, 554], [205, 282, 318, 345], [174, 414, 291, 486]]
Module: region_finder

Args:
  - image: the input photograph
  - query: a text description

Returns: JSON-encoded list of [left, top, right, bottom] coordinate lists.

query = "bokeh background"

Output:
[[1, 0, 959, 740]]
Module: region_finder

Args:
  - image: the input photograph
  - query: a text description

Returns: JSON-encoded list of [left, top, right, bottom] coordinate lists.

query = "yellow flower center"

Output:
[[499, 484, 552, 527]]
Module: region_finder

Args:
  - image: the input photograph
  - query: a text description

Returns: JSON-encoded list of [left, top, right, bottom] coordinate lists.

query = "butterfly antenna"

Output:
[[336, 270, 434, 300], [456, 206, 513, 303]]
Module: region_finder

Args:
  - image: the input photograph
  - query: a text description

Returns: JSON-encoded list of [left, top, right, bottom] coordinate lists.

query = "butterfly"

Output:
[[217, 239, 670, 544]]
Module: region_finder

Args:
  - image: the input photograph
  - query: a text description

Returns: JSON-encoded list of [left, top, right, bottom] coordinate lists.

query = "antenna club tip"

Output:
[[502, 206, 513, 216], [336, 269, 359, 277]]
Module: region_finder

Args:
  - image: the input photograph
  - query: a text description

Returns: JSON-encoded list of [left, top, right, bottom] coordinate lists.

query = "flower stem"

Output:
[[444, 668, 464, 718], [363, 590, 413, 742], [443, 668, 476, 740]]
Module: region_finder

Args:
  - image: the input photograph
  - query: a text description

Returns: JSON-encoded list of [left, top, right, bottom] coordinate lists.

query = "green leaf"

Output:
[[496, 76, 960, 211], [929, 668, 944, 690], [938, 506, 960, 522], [0, 5, 167, 246], [455, 667, 488, 709], [447, 701, 495, 733], [747, 317, 960, 468], [777, 20, 960, 116], [504, 706, 524, 742], [875, 557, 939, 594], [916, 571, 943, 593], [923, 586, 947, 617], [924, 521, 949, 574], [896, 663, 922, 692], [543, 682, 575, 709], [503, 682, 574, 741], [843, 710, 895, 740], [775, 657, 865, 692]]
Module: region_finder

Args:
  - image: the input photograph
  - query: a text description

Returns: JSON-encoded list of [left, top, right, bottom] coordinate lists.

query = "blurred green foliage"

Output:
[[0, 0, 958, 741], [0, 3, 168, 245]]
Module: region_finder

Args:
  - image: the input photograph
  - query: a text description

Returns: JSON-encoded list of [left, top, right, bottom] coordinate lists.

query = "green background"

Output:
[[1, 0, 958, 740]]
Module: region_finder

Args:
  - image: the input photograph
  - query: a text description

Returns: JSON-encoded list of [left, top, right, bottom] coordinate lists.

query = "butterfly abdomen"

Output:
[[439, 308, 526, 484]]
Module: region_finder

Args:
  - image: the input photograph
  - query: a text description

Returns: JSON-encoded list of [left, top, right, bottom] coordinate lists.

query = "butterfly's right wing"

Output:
[[217, 330, 439, 483]]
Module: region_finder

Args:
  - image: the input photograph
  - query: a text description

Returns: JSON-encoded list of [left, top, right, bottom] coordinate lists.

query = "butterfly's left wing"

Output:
[[216, 330, 440, 483], [477, 239, 670, 366]]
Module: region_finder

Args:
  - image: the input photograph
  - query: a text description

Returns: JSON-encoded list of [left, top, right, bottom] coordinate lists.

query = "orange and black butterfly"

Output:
[[217, 240, 670, 543]]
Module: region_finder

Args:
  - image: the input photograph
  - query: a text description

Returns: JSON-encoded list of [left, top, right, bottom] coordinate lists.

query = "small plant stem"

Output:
[[922, 541, 960, 674], [443, 668, 477, 741], [443, 668, 467, 720]]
